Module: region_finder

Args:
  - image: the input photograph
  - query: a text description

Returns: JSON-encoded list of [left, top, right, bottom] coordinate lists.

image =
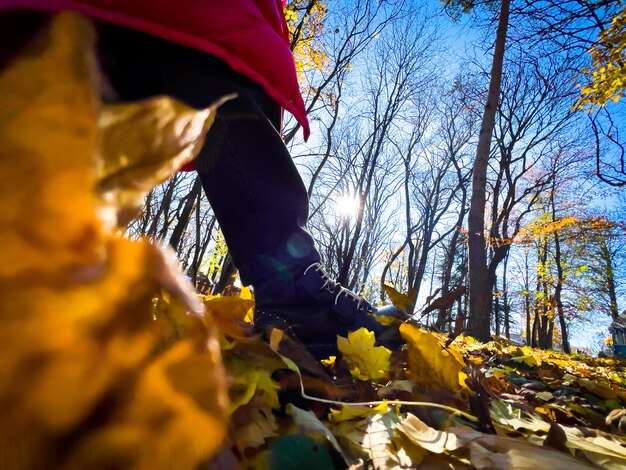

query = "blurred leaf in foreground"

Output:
[[97, 93, 233, 229], [0, 12, 227, 469]]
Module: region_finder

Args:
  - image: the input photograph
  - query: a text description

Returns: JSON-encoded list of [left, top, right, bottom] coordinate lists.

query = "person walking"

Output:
[[0, 0, 403, 357]]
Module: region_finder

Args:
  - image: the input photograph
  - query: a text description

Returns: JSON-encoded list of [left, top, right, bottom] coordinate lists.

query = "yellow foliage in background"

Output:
[[285, 0, 329, 82], [0, 13, 228, 469], [576, 7, 626, 109]]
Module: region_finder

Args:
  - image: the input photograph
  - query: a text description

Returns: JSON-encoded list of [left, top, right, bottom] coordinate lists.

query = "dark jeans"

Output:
[[97, 24, 320, 285]]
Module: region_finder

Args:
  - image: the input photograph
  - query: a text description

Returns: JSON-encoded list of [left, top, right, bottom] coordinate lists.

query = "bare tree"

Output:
[[464, 0, 512, 341], [486, 49, 579, 330], [283, 0, 410, 145], [309, 11, 440, 290], [518, 0, 626, 186]]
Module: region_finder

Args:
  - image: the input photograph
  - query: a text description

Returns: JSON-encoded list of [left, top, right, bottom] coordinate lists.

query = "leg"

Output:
[[97, 25, 401, 358], [97, 23, 320, 285]]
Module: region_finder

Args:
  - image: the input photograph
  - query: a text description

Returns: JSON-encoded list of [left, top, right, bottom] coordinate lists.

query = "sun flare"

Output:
[[335, 192, 360, 218]]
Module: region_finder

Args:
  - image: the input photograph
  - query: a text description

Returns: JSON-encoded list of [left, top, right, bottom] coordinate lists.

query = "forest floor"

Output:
[[204, 292, 626, 469]]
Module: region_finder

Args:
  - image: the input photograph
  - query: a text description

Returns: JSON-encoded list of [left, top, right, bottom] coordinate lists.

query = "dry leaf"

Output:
[[395, 413, 461, 454], [203, 295, 255, 339], [333, 413, 400, 469], [450, 425, 596, 470], [337, 328, 391, 380], [0, 12, 228, 469], [97, 95, 234, 228], [232, 405, 278, 452], [400, 324, 469, 393], [329, 402, 390, 423], [383, 284, 417, 313]]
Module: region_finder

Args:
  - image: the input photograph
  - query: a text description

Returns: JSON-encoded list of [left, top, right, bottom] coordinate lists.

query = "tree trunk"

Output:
[[503, 252, 510, 339], [531, 309, 539, 348], [524, 249, 531, 346], [148, 176, 177, 238], [493, 283, 500, 337], [138, 189, 154, 235], [600, 240, 620, 319], [168, 176, 203, 252], [537, 243, 553, 350], [435, 231, 459, 330], [212, 253, 237, 295], [551, 189, 570, 353], [465, 0, 511, 341]]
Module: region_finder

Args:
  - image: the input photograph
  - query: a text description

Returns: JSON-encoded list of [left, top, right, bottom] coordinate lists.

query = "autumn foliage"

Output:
[[3, 11, 626, 470], [576, 6, 626, 109], [0, 13, 228, 468]]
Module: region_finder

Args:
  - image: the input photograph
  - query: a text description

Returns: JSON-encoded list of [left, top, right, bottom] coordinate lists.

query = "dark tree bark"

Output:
[[211, 254, 237, 295], [148, 175, 178, 239], [502, 252, 510, 339], [466, 0, 511, 341], [550, 183, 571, 353], [169, 176, 203, 252]]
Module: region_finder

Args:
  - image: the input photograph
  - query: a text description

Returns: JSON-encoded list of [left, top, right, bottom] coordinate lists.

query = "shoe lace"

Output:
[[304, 263, 371, 311]]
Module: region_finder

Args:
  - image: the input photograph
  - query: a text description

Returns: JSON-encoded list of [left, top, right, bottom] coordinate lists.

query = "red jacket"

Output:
[[1, 0, 310, 140]]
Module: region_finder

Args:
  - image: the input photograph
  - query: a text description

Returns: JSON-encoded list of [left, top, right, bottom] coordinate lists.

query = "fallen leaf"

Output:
[[203, 295, 255, 339], [489, 399, 550, 433], [228, 366, 280, 414], [399, 324, 469, 393], [329, 402, 390, 423], [287, 403, 349, 462], [377, 380, 414, 398], [450, 425, 596, 469], [395, 413, 461, 454], [337, 328, 391, 380], [383, 284, 417, 313], [232, 405, 278, 452], [333, 412, 399, 469]]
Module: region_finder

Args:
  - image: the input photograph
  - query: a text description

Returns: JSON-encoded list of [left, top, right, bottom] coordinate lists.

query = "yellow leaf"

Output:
[[510, 355, 541, 368], [239, 286, 255, 322], [399, 324, 469, 393], [203, 295, 255, 339], [153, 285, 207, 343], [97, 95, 233, 228], [0, 13, 228, 468], [328, 401, 389, 423], [0, 11, 102, 281], [337, 328, 391, 380], [231, 405, 278, 452], [240, 286, 254, 300], [269, 328, 285, 351], [228, 367, 280, 415], [321, 355, 337, 367], [383, 284, 417, 313]]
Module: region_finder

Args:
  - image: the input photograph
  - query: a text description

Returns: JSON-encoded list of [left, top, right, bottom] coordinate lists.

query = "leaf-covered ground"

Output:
[[201, 293, 626, 469]]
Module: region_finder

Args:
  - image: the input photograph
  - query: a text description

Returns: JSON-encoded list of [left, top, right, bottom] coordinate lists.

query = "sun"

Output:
[[335, 192, 361, 219]]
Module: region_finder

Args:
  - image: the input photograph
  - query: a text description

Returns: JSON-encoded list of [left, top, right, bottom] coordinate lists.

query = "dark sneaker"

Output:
[[253, 262, 405, 358]]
